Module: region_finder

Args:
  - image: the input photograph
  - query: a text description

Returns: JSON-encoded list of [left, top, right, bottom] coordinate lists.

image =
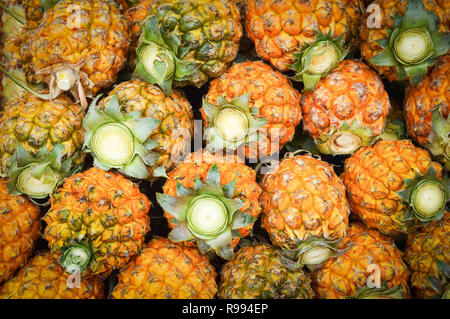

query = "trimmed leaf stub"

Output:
[[427, 107, 450, 171], [370, 0, 450, 84], [59, 242, 93, 274], [6, 144, 78, 199], [134, 16, 199, 95], [354, 284, 405, 299], [83, 95, 162, 180], [428, 259, 450, 299], [289, 31, 349, 91], [156, 164, 256, 260], [203, 94, 268, 153], [397, 165, 448, 223]]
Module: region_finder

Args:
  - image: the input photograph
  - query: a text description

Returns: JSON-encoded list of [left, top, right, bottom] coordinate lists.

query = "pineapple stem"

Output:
[[305, 42, 339, 75], [393, 28, 432, 64], [214, 107, 249, 142], [55, 68, 77, 91], [59, 243, 92, 274], [410, 179, 447, 220], [187, 195, 229, 238], [329, 132, 362, 154], [16, 166, 58, 199]]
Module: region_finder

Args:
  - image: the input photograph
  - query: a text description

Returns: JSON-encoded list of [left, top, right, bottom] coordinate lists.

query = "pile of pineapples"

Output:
[[0, 0, 448, 299]]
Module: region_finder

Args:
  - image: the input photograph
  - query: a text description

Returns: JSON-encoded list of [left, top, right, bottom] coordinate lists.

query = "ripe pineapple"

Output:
[[17, 0, 130, 106], [0, 92, 85, 198], [359, 0, 449, 84], [0, 179, 40, 284], [42, 167, 151, 278], [157, 150, 262, 260], [0, 251, 104, 299], [260, 153, 350, 267], [85, 80, 193, 180], [245, 0, 362, 89], [125, 0, 242, 94], [201, 61, 302, 159], [341, 140, 447, 236], [301, 59, 391, 155], [111, 237, 217, 299], [218, 243, 314, 299], [314, 223, 410, 299], [404, 54, 449, 171], [405, 214, 449, 298]]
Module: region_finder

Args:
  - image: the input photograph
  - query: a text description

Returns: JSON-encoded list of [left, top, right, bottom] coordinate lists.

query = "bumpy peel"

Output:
[[203, 61, 302, 159], [341, 140, 443, 235], [0, 252, 104, 299], [112, 237, 217, 299], [0, 179, 40, 284], [43, 167, 151, 278], [314, 223, 410, 299]]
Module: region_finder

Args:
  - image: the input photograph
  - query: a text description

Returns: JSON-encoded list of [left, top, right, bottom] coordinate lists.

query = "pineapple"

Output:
[[314, 223, 410, 299], [218, 243, 314, 299], [84, 80, 193, 180], [245, 0, 363, 89], [16, 0, 130, 107], [125, 0, 242, 94], [260, 153, 350, 268], [301, 59, 391, 155], [111, 237, 217, 299], [201, 61, 302, 160], [404, 54, 449, 171], [157, 150, 262, 260], [0, 179, 40, 284], [0, 251, 104, 299], [0, 92, 85, 198], [42, 167, 151, 278], [405, 214, 449, 298], [359, 0, 449, 84], [341, 140, 447, 236]]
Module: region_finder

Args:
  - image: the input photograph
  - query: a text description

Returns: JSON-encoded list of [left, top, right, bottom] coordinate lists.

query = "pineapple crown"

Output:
[[5, 144, 80, 200], [203, 94, 268, 154], [289, 31, 349, 91], [397, 164, 449, 223], [370, 0, 450, 84], [353, 282, 405, 299], [59, 242, 93, 274], [156, 164, 256, 260], [83, 94, 167, 180], [134, 16, 199, 95], [428, 259, 450, 299]]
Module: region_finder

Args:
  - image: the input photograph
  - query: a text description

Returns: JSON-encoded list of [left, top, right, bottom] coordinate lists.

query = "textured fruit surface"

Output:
[[125, 0, 242, 87], [162, 151, 262, 248], [359, 0, 449, 81], [314, 223, 410, 299], [0, 251, 104, 299], [97, 80, 194, 179], [218, 243, 314, 299], [43, 167, 151, 278], [203, 61, 302, 159], [0, 92, 85, 175], [405, 214, 449, 298], [301, 60, 390, 149], [0, 179, 40, 284], [112, 237, 217, 299], [260, 154, 349, 248], [20, 0, 130, 96], [245, 0, 362, 71], [341, 140, 443, 235]]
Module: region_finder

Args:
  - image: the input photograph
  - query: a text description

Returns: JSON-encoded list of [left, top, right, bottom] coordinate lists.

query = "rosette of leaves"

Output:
[[370, 0, 450, 84], [156, 164, 256, 260]]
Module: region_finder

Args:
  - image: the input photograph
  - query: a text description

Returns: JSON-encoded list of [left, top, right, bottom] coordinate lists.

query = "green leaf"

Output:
[[127, 117, 160, 144], [104, 95, 125, 122], [402, 0, 429, 28], [156, 193, 193, 221], [14, 145, 34, 167], [30, 162, 49, 179], [194, 177, 205, 191], [39, 0, 59, 10], [142, 16, 164, 46], [430, 32, 450, 58], [48, 144, 64, 170], [176, 182, 196, 196], [220, 197, 244, 220], [134, 62, 158, 85], [302, 73, 322, 92], [206, 164, 221, 187], [222, 179, 236, 198], [205, 228, 234, 260], [168, 222, 195, 242], [174, 58, 199, 78], [404, 63, 428, 85], [121, 156, 150, 179], [370, 48, 397, 66], [202, 100, 218, 119], [233, 94, 250, 109], [153, 166, 168, 179], [230, 211, 256, 230]]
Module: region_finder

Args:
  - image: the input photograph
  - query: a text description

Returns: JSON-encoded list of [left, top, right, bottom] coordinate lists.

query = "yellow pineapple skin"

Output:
[[0, 179, 41, 284], [203, 61, 302, 159], [301, 60, 390, 146], [43, 167, 151, 278], [260, 154, 349, 248], [245, 0, 363, 71], [97, 80, 194, 179], [359, 0, 449, 82], [0, 251, 104, 299], [0, 92, 85, 174], [21, 0, 130, 97], [405, 214, 449, 298], [218, 243, 314, 299], [314, 223, 410, 299], [162, 151, 262, 249], [112, 237, 217, 299], [341, 140, 443, 235]]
